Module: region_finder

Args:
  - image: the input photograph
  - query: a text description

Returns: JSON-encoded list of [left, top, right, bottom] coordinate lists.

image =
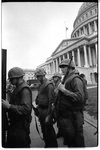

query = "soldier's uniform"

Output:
[[52, 73, 62, 138], [6, 67, 32, 148], [56, 59, 85, 147], [35, 68, 58, 148]]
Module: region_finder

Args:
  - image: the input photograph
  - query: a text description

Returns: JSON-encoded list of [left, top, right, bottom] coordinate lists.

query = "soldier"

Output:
[[56, 58, 85, 147], [52, 72, 62, 138], [80, 73, 87, 86], [6, 80, 16, 102], [52, 73, 62, 89], [2, 67, 32, 148], [34, 68, 58, 148], [79, 73, 88, 107]]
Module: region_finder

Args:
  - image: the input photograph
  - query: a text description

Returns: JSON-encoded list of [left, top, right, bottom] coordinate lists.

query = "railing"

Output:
[[84, 111, 97, 135]]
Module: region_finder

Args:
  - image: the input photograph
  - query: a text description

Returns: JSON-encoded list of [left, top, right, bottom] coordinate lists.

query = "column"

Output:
[[88, 23, 92, 35], [47, 64, 48, 74], [53, 60, 55, 73], [77, 47, 81, 67], [49, 63, 52, 74], [88, 46, 92, 67], [86, 25, 88, 35], [79, 29, 81, 36], [49, 64, 50, 74], [56, 58, 58, 72], [95, 43, 97, 66], [94, 20, 97, 32], [51, 62, 53, 74], [76, 31, 78, 37], [63, 55, 65, 60], [83, 45, 89, 67], [67, 52, 69, 59], [83, 26, 86, 35], [72, 50, 75, 64], [48, 64, 49, 74], [59, 56, 62, 73], [92, 73, 96, 84]]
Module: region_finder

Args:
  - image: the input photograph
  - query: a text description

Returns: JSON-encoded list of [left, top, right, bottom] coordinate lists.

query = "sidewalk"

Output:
[[87, 86, 97, 89]]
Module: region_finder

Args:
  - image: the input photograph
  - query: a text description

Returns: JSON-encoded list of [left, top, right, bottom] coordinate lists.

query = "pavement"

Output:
[[30, 109, 98, 148], [30, 89, 98, 148]]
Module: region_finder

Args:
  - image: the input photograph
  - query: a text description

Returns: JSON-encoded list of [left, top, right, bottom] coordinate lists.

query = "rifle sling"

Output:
[[32, 106, 43, 140], [34, 115, 44, 140]]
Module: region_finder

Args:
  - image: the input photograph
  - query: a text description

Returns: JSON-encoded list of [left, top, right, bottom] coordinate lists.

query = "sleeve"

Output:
[[46, 83, 55, 105], [46, 83, 55, 115], [69, 77, 85, 104], [9, 88, 32, 116]]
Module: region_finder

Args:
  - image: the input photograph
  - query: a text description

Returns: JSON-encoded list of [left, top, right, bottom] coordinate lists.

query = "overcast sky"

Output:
[[2, 2, 83, 72]]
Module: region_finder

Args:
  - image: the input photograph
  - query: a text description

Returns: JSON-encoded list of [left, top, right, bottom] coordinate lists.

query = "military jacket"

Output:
[[8, 81, 32, 129], [58, 70, 85, 111], [36, 78, 55, 108]]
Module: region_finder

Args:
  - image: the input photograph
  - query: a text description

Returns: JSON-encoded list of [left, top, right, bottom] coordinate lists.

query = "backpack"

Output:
[[64, 74, 88, 107]]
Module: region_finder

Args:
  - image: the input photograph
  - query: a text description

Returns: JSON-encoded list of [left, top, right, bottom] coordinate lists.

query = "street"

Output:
[[30, 90, 98, 148], [30, 110, 98, 148]]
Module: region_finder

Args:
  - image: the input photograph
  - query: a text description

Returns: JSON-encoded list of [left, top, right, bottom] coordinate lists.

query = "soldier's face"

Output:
[[53, 77, 60, 83], [61, 66, 68, 75], [9, 78, 18, 85], [36, 75, 43, 82]]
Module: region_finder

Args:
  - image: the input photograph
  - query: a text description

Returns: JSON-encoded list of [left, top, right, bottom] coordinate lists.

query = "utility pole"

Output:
[[64, 21, 68, 39], [65, 27, 68, 39], [2, 49, 8, 147]]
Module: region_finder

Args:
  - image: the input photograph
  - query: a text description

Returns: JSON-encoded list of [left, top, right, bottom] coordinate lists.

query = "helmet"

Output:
[[80, 73, 85, 78], [53, 72, 62, 79], [59, 59, 75, 69], [8, 67, 25, 79], [35, 68, 46, 76]]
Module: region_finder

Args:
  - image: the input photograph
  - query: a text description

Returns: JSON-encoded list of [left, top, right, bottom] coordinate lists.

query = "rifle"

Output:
[[56, 56, 73, 119], [2, 49, 8, 147], [45, 103, 56, 125], [62, 55, 73, 84], [32, 105, 44, 140], [32, 105, 39, 117]]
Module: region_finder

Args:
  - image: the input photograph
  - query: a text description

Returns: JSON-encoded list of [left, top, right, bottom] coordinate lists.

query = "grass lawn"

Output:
[[85, 87, 98, 119]]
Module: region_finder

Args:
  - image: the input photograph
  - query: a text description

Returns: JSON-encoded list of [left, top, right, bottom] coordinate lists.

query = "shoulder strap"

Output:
[[15, 82, 32, 96], [34, 114, 43, 140], [64, 74, 88, 105], [64, 74, 80, 85], [44, 80, 54, 89]]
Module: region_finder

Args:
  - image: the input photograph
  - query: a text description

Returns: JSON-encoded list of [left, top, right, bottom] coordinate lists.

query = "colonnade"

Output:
[[46, 43, 97, 75], [73, 20, 97, 38]]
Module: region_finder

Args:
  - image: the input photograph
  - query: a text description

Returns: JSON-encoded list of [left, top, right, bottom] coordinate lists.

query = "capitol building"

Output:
[[37, 2, 98, 84]]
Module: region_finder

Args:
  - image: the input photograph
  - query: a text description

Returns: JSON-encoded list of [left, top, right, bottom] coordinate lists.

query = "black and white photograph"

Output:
[[1, 0, 98, 148]]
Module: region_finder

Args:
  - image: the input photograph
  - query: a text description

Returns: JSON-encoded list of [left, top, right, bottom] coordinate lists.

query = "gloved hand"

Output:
[[54, 88, 59, 95], [57, 83, 65, 92], [57, 83, 70, 96], [51, 103, 55, 111], [2, 99, 11, 109], [32, 105, 39, 117], [45, 115, 51, 125]]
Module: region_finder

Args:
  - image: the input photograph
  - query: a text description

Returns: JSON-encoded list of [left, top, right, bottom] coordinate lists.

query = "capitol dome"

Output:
[[78, 2, 97, 16], [38, 2, 98, 85], [71, 2, 97, 38]]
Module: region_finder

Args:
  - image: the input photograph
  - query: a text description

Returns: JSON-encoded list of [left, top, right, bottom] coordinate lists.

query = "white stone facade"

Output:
[[23, 69, 35, 81], [37, 2, 98, 84]]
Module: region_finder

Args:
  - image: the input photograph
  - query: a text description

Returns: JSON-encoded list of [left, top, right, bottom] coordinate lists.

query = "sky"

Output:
[[2, 2, 83, 72]]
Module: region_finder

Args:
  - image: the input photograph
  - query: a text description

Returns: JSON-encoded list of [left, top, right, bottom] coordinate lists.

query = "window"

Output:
[[90, 10, 92, 16], [82, 15, 84, 21], [86, 13, 88, 18], [95, 8, 97, 14], [91, 22, 95, 32]]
